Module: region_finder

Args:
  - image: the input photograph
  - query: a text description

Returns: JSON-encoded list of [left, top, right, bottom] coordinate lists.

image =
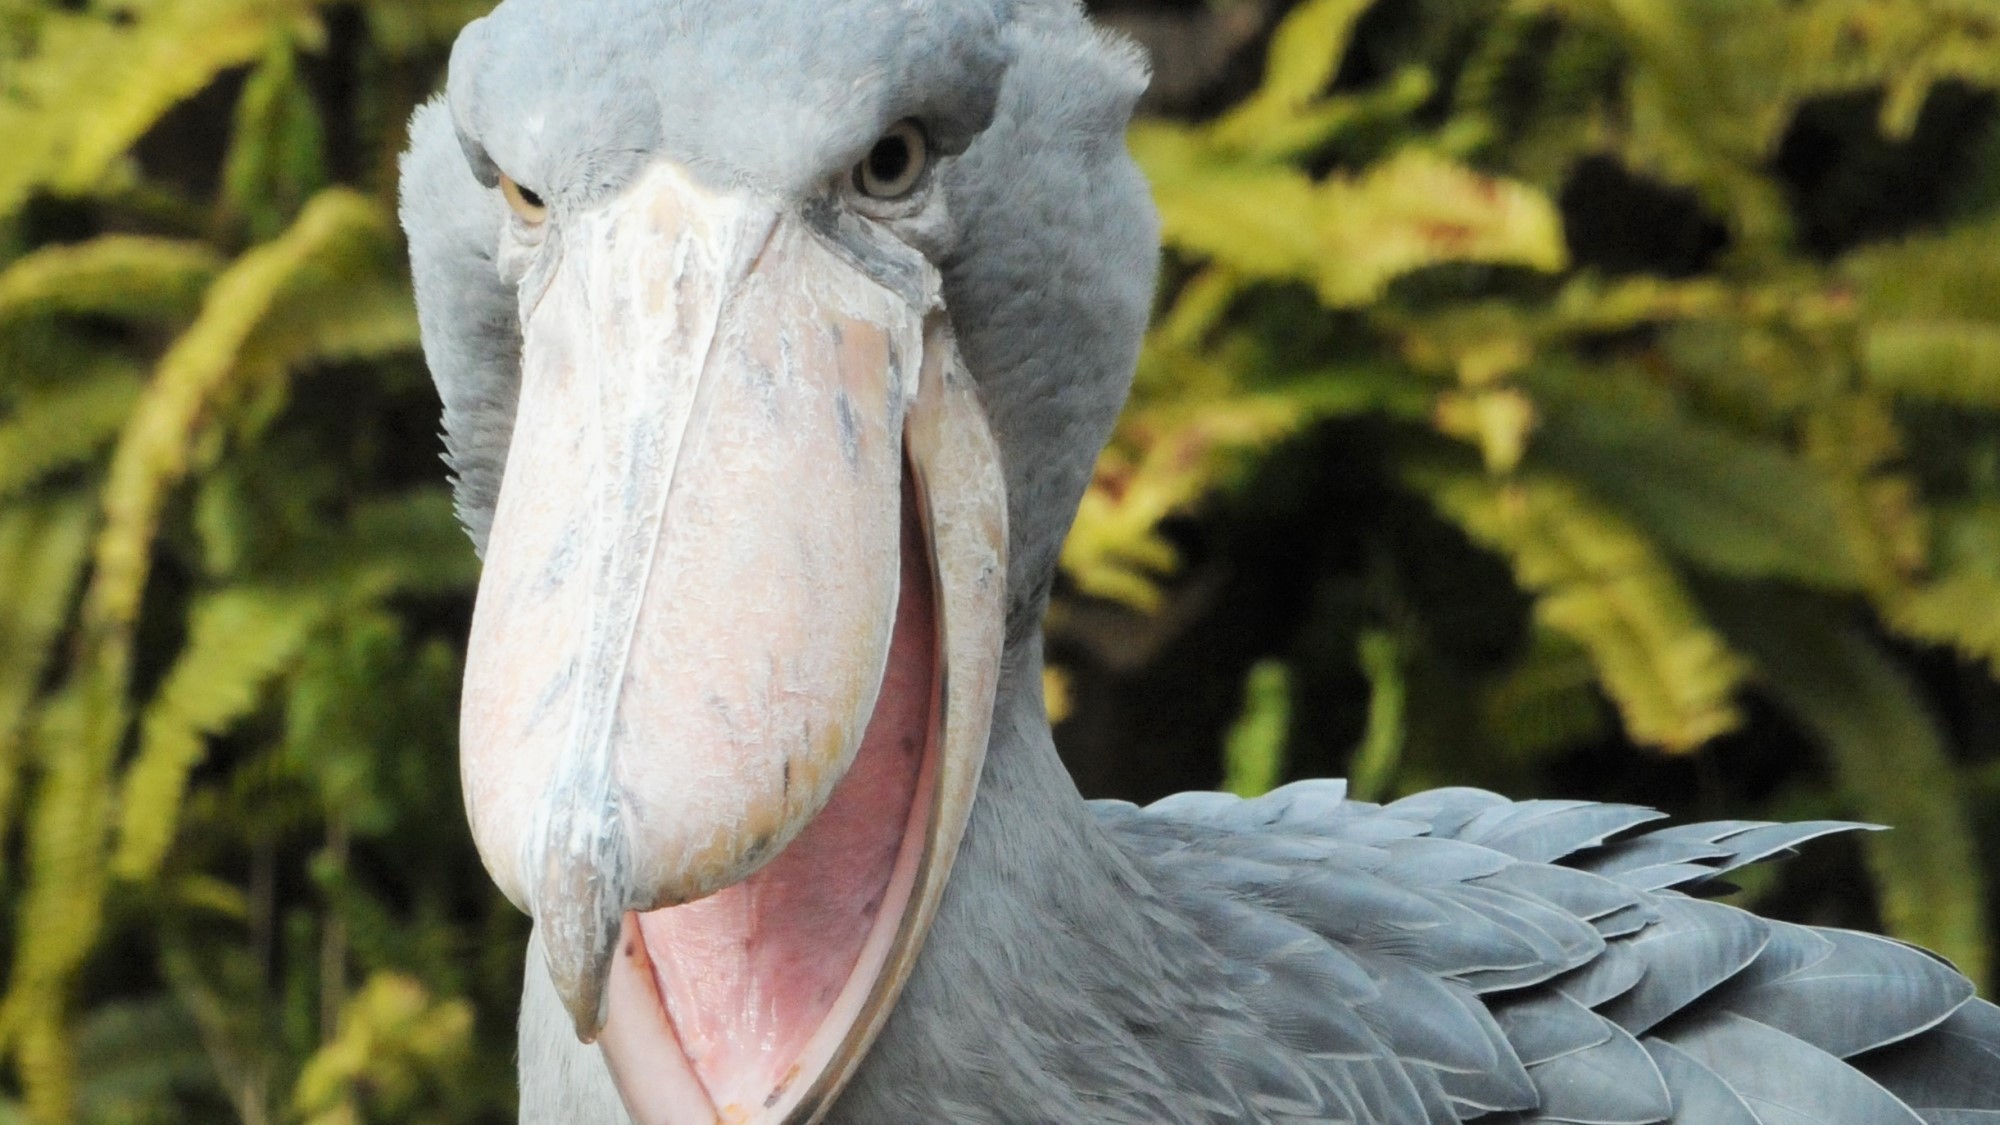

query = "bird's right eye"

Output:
[[853, 120, 930, 201], [499, 173, 548, 225]]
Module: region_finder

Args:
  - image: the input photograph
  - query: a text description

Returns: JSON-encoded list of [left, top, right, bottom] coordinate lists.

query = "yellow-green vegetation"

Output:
[[0, 0, 1993, 1120], [1062, 0, 2000, 999], [1, 3, 501, 1120]]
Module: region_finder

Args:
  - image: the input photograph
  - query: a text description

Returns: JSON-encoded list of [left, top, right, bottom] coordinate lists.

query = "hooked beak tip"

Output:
[[532, 808, 633, 1041], [543, 903, 616, 1042]]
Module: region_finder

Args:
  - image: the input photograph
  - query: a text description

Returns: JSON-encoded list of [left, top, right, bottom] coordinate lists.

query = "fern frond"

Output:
[[85, 189, 394, 640], [1207, 0, 1378, 156], [1862, 320, 2000, 407], [1313, 148, 1568, 306], [1419, 469, 1749, 751], [359, 0, 492, 56], [328, 489, 477, 598], [10, 1011, 70, 1125], [291, 973, 472, 1124], [0, 365, 141, 503], [1798, 392, 1930, 590], [1132, 123, 1321, 279], [1222, 660, 1293, 799], [2, 671, 128, 1117], [0, 236, 220, 327], [0, 497, 93, 856], [1788, 0, 2000, 137], [1347, 632, 1406, 802], [1137, 129, 1567, 304], [113, 585, 331, 880], [73, 994, 213, 1121], [1554, 0, 1795, 247], [237, 273, 419, 377], [1843, 213, 2000, 322], [219, 38, 326, 242], [2, 190, 395, 1121], [1887, 572, 2000, 679], [0, 1, 321, 218], [1064, 393, 1319, 610], [1881, 501, 2000, 674], [1532, 399, 1867, 589]]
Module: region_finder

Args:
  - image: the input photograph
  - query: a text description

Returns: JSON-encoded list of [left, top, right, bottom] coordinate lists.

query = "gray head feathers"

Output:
[[445, 0, 1015, 205], [401, 0, 1156, 629]]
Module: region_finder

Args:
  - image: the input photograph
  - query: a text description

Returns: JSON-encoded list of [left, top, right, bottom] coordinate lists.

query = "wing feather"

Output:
[[1705, 928, 1972, 1056], [1094, 786, 1997, 1123], [1638, 1040, 1760, 1124], [1666, 1012, 1924, 1125]]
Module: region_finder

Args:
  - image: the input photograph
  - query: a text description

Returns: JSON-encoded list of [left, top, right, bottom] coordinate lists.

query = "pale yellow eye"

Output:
[[853, 120, 929, 200], [499, 173, 548, 224]]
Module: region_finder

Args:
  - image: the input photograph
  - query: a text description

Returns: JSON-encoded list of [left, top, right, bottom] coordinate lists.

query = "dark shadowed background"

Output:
[[1, 0, 1997, 1120]]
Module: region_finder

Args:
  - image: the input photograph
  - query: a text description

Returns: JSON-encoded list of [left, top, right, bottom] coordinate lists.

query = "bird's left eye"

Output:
[[499, 173, 548, 225], [853, 121, 930, 200]]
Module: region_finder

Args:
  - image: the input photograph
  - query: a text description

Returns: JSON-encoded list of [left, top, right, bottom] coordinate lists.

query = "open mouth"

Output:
[[599, 468, 942, 1123], [454, 162, 1006, 1124]]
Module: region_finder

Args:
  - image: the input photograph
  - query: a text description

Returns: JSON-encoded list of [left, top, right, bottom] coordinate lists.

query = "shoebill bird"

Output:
[[398, 0, 2000, 1120]]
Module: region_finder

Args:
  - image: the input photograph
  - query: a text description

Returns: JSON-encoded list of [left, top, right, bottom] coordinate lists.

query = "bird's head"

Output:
[[400, 1, 1156, 1120]]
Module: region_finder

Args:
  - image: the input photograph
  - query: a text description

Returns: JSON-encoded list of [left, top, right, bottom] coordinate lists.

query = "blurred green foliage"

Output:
[[1058, 0, 2000, 1003], [0, 0, 1993, 1120]]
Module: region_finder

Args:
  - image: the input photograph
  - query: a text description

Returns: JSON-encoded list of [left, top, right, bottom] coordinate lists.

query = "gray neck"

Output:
[[834, 634, 1218, 1124]]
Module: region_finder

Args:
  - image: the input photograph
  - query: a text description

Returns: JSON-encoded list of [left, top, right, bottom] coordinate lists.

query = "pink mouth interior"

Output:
[[631, 475, 938, 1117]]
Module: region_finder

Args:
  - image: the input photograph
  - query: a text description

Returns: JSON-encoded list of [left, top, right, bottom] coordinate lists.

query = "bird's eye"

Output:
[[853, 121, 930, 201], [499, 173, 548, 225]]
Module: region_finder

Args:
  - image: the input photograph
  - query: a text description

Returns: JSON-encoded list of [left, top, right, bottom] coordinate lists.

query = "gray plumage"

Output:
[[399, 0, 2000, 1120]]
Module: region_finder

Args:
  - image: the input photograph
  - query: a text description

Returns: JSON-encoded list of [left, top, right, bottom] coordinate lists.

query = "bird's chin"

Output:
[[596, 464, 942, 1125]]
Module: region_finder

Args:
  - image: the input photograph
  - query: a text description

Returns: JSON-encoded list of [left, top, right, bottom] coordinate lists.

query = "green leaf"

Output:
[[1532, 400, 1866, 589], [1862, 320, 2000, 408], [0, 236, 221, 327], [0, 1, 322, 218], [87, 189, 399, 641], [1311, 149, 1568, 306], [1209, 0, 1380, 154], [0, 366, 143, 503], [220, 37, 328, 242], [0, 497, 94, 854], [1222, 660, 1292, 798], [1417, 468, 1749, 751], [113, 585, 332, 879], [1347, 630, 1406, 801], [1133, 123, 1322, 280]]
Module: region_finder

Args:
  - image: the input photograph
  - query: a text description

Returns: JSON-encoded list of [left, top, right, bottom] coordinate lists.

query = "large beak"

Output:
[[460, 163, 1006, 1123]]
